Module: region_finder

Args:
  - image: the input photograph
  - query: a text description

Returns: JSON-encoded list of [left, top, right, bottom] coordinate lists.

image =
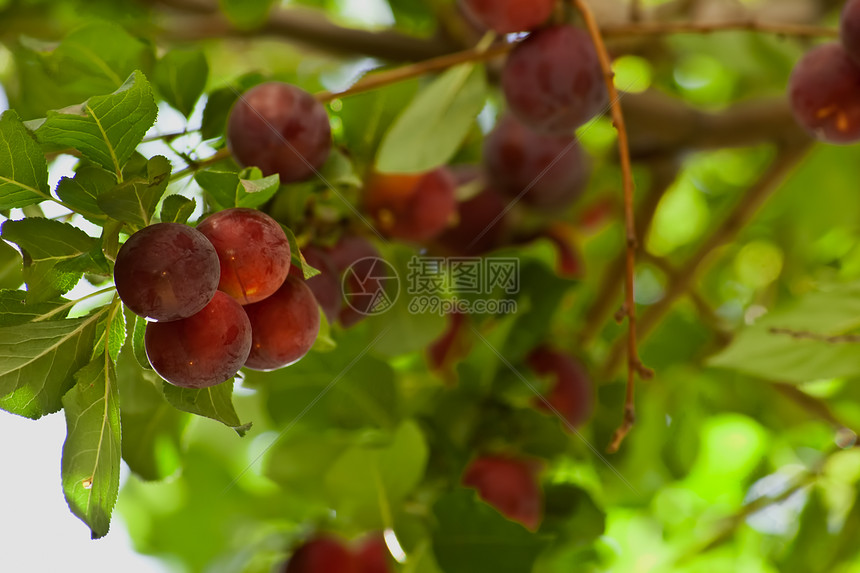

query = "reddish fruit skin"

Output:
[[437, 187, 510, 255], [503, 25, 606, 134], [300, 246, 343, 322], [842, 0, 860, 66], [145, 291, 252, 388], [788, 43, 860, 144], [460, 0, 555, 34], [355, 535, 391, 573], [484, 115, 589, 210], [283, 536, 358, 573], [243, 274, 321, 370], [462, 455, 543, 530], [227, 82, 332, 183], [115, 223, 220, 322], [365, 169, 458, 243], [527, 346, 592, 427], [197, 208, 291, 305], [325, 235, 382, 328], [427, 312, 470, 379]]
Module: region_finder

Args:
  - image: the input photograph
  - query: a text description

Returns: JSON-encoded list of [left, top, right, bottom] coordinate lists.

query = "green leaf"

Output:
[[0, 309, 104, 418], [195, 167, 280, 210], [708, 283, 860, 382], [130, 314, 152, 370], [117, 348, 185, 480], [51, 22, 154, 97], [248, 329, 398, 430], [1, 217, 97, 263], [22, 260, 84, 303], [55, 165, 116, 222], [61, 353, 121, 539], [0, 290, 69, 326], [97, 155, 171, 227], [219, 0, 275, 29], [265, 428, 352, 498], [92, 299, 126, 363], [162, 381, 251, 436], [338, 76, 419, 163], [0, 240, 23, 290], [153, 49, 208, 117], [281, 225, 320, 279], [376, 64, 487, 173], [432, 490, 547, 573], [33, 70, 158, 177], [0, 110, 50, 208], [160, 195, 196, 224], [324, 420, 428, 527]]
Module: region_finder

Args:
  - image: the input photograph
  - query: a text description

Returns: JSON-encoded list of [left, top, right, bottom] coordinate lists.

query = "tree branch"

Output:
[[601, 140, 812, 377], [602, 20, 837, 39], [153, 0, 456, 62], [579, 156, 681, 346]]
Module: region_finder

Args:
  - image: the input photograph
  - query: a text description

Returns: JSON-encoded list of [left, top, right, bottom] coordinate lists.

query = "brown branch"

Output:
[[570, 0, 643, 454], [602, 20, 837, 39], [579, 157, 680, 346], [170, 148, 231, 181], [154, 0, 456, 62], [601, 141, 812, 377], [316, 41, 511, 103], [624, 91, 807, 157], [768, 327, 860, 344], [771, 383, 850, 431]]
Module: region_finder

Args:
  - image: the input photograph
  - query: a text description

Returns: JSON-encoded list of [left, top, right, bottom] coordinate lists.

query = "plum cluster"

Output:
[[114, 209, 320, 388], [280, 533, 391, 573], [363, 11, 603, 248], [789, 0, 860, 144]]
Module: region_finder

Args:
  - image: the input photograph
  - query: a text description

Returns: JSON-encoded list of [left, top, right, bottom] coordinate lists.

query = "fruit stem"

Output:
[[169, 148, 231, 181], [570, 0, 642, 454]]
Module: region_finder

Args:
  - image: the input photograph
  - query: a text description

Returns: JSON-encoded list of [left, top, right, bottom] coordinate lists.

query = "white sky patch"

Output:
[[0, 413, 170, 572]]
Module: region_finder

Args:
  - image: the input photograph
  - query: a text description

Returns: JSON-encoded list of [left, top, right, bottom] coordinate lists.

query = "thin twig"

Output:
[[771, 383, 849, 431], [315, 42, 511, 103], [768, 327, 860, 344], [169, 148, 232, 182], [570, 0, 643, 454], [602, 141, 812, 377], [579, 157, 680, 346]]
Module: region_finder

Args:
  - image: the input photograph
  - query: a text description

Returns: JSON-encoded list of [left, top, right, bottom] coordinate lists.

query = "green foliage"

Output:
[[0, 111, 50, 208], [0, 309, 104, 418], [432, 490, 547, 573], [61, 353, 121, 539], [376, 64, 488, 174], [162, 380, 251, 436], [153, 49, 209, 118], [30, 71, 158, 177], [195, 167, 280, 210], [1, 3, 860, 573]]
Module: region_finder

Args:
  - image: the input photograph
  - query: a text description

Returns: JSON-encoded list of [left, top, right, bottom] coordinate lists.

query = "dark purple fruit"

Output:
[[227, 82, 332, 183], [460, 0, 555, 34], [484, 114, 589, 211], [145, 291, 252, 388], [502, 25, 606, 134], [114, 223, 220, 322], [789, 43, 860, 144]]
